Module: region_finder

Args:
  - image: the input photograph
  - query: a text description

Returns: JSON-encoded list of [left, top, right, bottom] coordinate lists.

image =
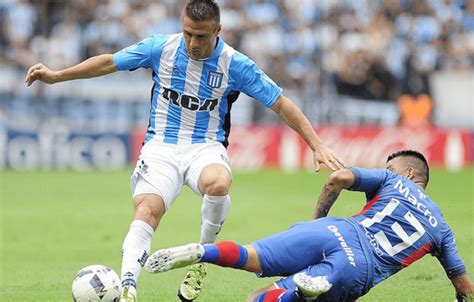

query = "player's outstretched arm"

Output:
[[312, 169, 354, 219], [271, 95, 346, 172], [451, 275, 474, 301], [25, 54, 116, 87]]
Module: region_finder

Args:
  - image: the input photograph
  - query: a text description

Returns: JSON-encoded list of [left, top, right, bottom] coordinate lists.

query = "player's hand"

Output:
[[312, 144, 346, 172], [25, 63, 58, 86]]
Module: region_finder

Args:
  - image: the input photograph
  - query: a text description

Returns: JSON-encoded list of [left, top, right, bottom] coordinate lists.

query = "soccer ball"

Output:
[[72, 264, 121, 301]]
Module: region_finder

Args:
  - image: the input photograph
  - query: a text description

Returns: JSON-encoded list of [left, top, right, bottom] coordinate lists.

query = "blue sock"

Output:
[[201, 244, 219, 263]]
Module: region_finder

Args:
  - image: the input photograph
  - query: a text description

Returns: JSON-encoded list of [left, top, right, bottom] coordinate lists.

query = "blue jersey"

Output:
[[113, 34, 282, 146], [348, 167, 467, 286]]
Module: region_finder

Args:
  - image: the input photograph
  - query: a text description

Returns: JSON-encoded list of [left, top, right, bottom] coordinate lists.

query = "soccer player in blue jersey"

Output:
[[145, 150, 474, 301], [25, 1, 345, 301]]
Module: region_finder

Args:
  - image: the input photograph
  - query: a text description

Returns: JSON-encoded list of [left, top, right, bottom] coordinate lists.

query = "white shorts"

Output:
[[130, 139, 232, 211]]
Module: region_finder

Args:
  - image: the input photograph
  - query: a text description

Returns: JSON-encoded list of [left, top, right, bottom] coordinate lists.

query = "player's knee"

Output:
[[204, 180, 230, 195], [199, 165, 232, 195], [200, 173, 231, 195], [133, 195, 165, 223], [135, 204, 154, 220]]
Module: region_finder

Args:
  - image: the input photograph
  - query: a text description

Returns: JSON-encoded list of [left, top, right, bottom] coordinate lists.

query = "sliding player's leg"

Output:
[[145, 218, 337, 275], [145, 218, 368, 300], [249, 265, 333, 302], [145, 242, 260, 273], [250, 219, 373, 302]]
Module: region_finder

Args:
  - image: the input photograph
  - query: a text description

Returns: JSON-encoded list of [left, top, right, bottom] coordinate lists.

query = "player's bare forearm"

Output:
[[271, 95, 322, 151], [25, 54, 116, 86], [271, 95, 345, 171], [312, 169, 355, 219], [56, 54, 116, 82], [452, 275, 474, 301]]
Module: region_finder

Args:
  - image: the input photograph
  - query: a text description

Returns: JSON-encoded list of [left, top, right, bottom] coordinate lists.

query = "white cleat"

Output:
[[145, 243, 205, 273], [293, 273, 332, 301]]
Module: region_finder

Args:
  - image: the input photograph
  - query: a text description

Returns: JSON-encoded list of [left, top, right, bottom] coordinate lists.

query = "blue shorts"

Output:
[[251, 218, 374, 301]]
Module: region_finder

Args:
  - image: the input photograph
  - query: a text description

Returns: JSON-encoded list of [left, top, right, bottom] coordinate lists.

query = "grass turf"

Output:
[[0, 168, 473, 301]]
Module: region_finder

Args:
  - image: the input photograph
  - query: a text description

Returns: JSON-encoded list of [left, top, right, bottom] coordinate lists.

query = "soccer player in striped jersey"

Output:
[[145, 150, 474, 301], [25, 1, 345, 301]]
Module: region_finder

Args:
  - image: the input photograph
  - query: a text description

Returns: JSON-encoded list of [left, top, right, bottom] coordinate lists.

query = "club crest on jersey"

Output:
[[207, 71, 223, 88], [172, 65, 181, 77]]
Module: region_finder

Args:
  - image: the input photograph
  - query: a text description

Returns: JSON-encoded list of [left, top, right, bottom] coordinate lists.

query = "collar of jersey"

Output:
[[179, 34, 224, 62]]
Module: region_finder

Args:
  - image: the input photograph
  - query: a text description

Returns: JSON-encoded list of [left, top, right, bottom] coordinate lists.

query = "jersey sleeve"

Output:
[[230, 52, 283, 108], [350, 168, 390, 195], [113, 36, 155, 71], [436, 225, 467, 279]]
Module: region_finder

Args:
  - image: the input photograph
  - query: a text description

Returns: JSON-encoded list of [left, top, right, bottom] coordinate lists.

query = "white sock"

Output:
[[200, 195, 231, 244], [121, 220, 154, 288]]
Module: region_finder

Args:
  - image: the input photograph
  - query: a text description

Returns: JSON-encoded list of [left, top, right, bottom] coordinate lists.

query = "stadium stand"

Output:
[[1, 0, 473, 125]]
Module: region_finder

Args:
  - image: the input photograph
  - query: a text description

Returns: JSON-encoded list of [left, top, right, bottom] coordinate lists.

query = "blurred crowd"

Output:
[[1, 0, 473, 125]]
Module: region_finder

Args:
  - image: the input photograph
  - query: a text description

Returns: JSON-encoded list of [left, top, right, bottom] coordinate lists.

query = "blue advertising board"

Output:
[[1, 126, 130, 170]]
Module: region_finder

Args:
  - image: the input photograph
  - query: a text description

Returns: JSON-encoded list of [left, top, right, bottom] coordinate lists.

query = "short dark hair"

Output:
[[387, 149, 430, 186], [184, 0, 220, 23]]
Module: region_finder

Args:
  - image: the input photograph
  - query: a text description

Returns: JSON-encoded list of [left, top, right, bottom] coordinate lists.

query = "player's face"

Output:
[[182, 15, 221, 60]]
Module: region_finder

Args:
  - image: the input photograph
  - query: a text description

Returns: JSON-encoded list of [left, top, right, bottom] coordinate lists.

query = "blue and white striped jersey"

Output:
[[114, 34, 283, 146]]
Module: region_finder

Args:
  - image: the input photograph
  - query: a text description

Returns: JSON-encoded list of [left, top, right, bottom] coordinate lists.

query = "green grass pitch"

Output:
[[1, 168, 473, 301]]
